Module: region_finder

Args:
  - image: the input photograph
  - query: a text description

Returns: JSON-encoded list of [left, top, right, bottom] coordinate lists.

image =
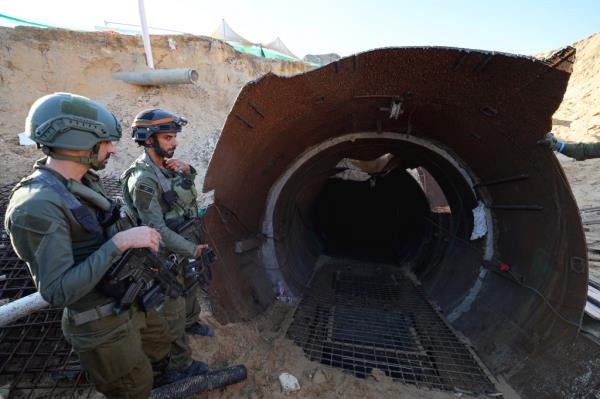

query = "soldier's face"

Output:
[[155, 132, 178, 158], [97, 141, 116, 168]]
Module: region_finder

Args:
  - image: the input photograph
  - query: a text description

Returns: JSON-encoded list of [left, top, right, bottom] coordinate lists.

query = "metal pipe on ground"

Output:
[[113, 69, 198, 86], [150, 365, 247, 399], [0, 292, 49, 327]]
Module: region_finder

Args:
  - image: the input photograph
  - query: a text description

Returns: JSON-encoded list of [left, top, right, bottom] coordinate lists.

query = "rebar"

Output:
[[0, 178, 123, 398], [287, 261, 499, 394]]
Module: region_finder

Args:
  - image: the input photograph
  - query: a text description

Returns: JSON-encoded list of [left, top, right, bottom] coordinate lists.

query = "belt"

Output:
[[69, 302, 117, 326]]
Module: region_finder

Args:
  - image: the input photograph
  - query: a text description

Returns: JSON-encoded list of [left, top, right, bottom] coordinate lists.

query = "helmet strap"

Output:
[[44, 143, 105, 170]]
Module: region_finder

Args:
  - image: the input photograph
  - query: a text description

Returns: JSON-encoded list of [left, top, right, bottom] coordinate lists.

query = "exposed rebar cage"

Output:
[[287, 260, 498, 395], [0, 178, 123, 397]]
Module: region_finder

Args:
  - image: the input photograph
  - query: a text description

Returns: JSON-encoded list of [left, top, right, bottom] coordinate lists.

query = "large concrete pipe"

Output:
[[202, 47, 600, 397], [113, 68, 198, 86]]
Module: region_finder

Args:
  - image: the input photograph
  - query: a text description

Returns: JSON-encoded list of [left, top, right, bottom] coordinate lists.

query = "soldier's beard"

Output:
[[164, 147, 176, 158], [153, 140, 176, 159]]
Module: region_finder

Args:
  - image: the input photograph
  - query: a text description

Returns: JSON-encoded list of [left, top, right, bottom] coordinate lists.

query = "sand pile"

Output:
[[550, 31, 600, 143]]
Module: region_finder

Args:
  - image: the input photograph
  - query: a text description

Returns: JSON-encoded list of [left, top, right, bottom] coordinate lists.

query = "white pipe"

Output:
[[0, 292, 49, 327], [113, 68, 199, 86], [138, 0, 154, 69]]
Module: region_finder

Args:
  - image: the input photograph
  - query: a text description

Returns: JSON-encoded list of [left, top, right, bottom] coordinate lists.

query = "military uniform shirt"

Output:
[[121, 154, 198, 259], [4, 161, 122, 311], [562, 142, 600, 161]]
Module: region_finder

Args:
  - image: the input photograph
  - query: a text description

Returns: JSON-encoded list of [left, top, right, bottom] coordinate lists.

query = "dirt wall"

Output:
[[0, 27, 311, 185]]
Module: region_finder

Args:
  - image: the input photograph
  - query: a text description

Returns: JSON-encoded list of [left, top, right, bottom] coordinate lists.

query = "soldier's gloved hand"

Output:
[[112, 226, 161, 252], [194, 244, 209, 259], [537, 132, 565, 152], [164, 159, 191, 174]]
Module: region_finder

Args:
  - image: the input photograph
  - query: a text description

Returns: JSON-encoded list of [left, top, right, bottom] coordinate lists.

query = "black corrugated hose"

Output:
[[150, 365, 248, 399]]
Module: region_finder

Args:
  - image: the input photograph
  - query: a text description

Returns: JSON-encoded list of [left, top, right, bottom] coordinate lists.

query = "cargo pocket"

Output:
[[76, 318, 148, 388], [96, 358, 153, 399]]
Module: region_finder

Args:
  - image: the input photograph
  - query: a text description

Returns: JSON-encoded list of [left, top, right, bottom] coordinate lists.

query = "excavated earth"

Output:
[[1, 26, 600, 398]]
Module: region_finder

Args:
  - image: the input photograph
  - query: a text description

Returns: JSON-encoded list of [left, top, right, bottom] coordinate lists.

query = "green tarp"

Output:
[[0, 14, 51, 28]]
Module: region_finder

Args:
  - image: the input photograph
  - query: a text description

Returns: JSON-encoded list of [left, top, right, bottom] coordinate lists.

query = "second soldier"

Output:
[[121, 109, 213, 381]]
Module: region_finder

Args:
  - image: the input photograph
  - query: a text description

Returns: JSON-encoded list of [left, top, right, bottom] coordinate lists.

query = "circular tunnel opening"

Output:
[[265, 132, 488, 307], [260, 133, 500, 393]]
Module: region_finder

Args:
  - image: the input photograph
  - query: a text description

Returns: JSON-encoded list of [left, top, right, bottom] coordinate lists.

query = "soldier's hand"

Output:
[[194, 244, 209, 258], [112, 227, 161, 252], [164, 159, 191, 174], [537, 132, 564, 152]]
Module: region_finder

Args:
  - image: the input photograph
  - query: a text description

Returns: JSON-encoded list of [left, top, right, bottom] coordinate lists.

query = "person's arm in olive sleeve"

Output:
[[561, 142, 600, 161], [5, 202, 122, 307], [129, 177, 197, 258]]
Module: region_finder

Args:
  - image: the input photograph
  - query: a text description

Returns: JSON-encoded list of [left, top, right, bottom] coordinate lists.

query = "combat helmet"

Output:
[[25, 92, 122, 170], [131, 109, 187, 158]]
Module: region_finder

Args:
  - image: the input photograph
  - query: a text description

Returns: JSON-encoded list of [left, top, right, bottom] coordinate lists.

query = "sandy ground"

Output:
[[189, 302, 482, 399]]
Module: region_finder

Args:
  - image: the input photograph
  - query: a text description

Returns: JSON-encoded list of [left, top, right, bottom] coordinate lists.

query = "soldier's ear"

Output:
[[145, 137, 154, 146]]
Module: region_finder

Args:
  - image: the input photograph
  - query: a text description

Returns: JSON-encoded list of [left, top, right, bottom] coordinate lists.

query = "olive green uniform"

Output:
[[121, 153, 201, 370], [561, 142, 600, 161], [4, 161, 171, 398]]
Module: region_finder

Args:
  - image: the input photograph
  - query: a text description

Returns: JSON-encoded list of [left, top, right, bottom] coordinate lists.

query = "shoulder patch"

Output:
[[134, 184, 155, 210], [138, 183, 155, 195], [10, 210, 57, 235], [7, 209, 58, 260]]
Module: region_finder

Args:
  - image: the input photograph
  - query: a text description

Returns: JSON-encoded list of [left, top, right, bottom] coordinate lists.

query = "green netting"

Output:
[[233, 44, 320, 66], [0, 14, 51, 28], [0, 14, 320, 66]]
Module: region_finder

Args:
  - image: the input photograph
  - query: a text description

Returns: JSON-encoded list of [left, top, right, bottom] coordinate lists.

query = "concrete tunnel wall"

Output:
[[202, 47, 588, 391]]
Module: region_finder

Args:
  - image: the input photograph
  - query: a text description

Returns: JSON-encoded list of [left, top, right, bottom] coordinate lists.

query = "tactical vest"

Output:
[[121, 153, 199, 228], [9, 166, 121, 311]]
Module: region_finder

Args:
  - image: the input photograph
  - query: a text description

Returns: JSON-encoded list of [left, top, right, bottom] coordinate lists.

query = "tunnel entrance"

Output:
[[204, 47, 590, 398], [261, 132, 488, 306], [264, 134, 499, 392]]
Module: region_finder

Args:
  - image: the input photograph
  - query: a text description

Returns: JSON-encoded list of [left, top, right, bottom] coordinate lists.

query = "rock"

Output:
[[370, 368, 386, 381], [278, 372, 300, 393], [312, 369, 327, 384]]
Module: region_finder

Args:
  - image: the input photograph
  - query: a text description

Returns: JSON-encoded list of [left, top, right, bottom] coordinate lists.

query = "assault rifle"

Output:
[[182, 247, 215, 295], [168, 217, 215, 293], [100, 248, 184, 313]]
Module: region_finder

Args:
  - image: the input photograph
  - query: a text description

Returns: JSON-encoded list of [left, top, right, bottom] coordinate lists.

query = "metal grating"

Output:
[[287, 261, 500, 395], [0, 178, 122, 398], [0, 309, 96, 398]]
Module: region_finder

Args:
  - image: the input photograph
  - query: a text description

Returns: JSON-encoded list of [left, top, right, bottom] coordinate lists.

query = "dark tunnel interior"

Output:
[[269, 138, 486, 302], [314, 168, 432, 263]]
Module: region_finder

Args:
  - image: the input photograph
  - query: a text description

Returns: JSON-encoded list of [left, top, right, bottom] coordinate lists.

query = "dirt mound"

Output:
[[549, 31, 600, 142], [0, 27, 311, 186]]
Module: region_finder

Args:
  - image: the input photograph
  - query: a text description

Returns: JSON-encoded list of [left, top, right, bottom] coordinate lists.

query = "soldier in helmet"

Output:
[[3, 93, 175, 398], [121, 108, 214, 381]]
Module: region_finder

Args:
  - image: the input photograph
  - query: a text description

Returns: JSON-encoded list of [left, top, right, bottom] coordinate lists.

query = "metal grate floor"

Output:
[[0, 177, 122, 398], [287, 261, 500, 395]]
